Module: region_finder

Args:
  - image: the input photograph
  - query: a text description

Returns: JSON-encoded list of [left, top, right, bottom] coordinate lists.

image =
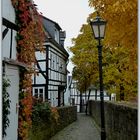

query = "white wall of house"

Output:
[[32, 43, 68, 106], [32, 43, 66, 106], [2, 0, 19, 139], [71, 89, 110, 112], [2, 30, 17, 60], [3, 65, 19, 140], [64, 75, 72, 106], [32, 50, 46, 101], [65, 79, 111, 112], [2, 0, 15, 22], [36, 51, 46, 60], [2, 0, 17, 60], [48, 44, 67, 106], [32, 16, 68, 107], [35, 73, 46, 84]]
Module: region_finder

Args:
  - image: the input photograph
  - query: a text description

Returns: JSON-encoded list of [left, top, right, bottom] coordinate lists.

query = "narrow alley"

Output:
[[50, 113, 100, 140]]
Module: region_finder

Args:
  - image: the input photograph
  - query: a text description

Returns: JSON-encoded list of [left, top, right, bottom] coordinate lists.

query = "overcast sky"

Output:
[[33, 0, 93, 73]]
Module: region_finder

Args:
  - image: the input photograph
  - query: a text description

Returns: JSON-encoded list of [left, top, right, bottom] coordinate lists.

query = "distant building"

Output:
[[32, 16, 69, 107], [64, 75, 72, 105], [65, 76, 111, 112]]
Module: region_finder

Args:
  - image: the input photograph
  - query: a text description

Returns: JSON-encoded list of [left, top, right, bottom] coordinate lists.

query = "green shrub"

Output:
[[32, 101, 52, 124], [2, 78, 11, 137], [30, 101, 54, 140], [29, 104, 77, 140]]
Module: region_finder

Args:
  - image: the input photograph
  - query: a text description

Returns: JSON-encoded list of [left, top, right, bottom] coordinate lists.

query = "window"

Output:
[[53, 60, 55, 69], [39, 88, 43, 94], [50, 53, 52, 69], [54, 29, 59, 43], [35, 88, 38, 93], [33, 87, 45, 102], [34, 88, 38, 98]]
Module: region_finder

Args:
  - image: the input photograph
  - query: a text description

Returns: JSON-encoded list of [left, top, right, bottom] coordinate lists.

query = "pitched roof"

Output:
[[40, 15, 69, 57], [41, 15, 62, 30]]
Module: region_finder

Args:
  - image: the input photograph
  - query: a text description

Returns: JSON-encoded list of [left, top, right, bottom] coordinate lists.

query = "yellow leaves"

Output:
[[71, 0, 137, 100], [112, 1, 125, 13], [103, 44, 137, 99], [89, 0, 137, 89], [70, 23, 100, 91], [89, 0, 138, 52], [113, 1, 119, 7], [112, 0, 134, 12]]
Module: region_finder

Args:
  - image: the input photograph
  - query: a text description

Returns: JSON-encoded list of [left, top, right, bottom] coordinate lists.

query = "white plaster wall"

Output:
[[2, 29, 17, 60], [48, 43, 65, 57], [36, 73, 45, 84], [64, 89, 70, 105], [64, 75, 72, 105], [2, 1, 19, 140], [2, 0, 15, 23], [2, 0, 17, 60], [38, 61, 46, 71], [65, 78, 111, 111], [34, 43, 67, 107], [35, 51, 46, 60], [3, 64, 19, 140], [49, 91, 58, 106], [64, 89, 71, 105]]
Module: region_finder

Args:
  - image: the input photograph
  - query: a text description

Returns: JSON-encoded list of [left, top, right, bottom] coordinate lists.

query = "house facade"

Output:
[[65, 75, 111, 112], [32, 16, 69, 107], [2, 0, 20, 139]]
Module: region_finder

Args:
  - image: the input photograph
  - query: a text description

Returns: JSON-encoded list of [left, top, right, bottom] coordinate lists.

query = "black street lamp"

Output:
[[90, 14, 107, 140]]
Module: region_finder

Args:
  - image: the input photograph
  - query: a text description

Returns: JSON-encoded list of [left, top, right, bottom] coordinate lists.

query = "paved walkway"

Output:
[[50, 113, 101, 140]]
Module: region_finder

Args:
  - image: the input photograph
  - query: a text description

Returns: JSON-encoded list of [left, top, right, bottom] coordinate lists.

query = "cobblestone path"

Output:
[[50, 113, 100, 140]]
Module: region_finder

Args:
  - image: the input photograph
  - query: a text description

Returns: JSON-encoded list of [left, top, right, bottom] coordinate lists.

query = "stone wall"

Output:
[[30, 106, 77, 140], [88, 100, 137, 140], [56, 106, 77, 130]]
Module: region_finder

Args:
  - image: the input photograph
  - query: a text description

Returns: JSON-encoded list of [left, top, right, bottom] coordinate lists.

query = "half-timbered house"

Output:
[[2, 0, 21, 139], [32, 16, 69, 107], [65, 76, 111, 112]]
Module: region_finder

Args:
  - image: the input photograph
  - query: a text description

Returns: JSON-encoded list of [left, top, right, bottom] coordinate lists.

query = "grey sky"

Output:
[[33, 0, 93, 73]]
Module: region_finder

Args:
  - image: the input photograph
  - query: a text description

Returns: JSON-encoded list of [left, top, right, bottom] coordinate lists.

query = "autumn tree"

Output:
[[70, 23, 99, 93], [88, 0, 137, 101], [70, 0, 137, 101], [103, 44, 137, 100]]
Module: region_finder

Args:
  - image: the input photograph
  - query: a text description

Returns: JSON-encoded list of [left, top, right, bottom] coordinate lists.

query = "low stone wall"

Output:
[[56, 106, 77, 131], [88, 100, 137, 140], [30, 106, 77, 140]]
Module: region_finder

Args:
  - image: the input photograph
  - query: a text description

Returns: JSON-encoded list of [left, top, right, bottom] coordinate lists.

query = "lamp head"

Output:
[[90, 15, 107, 40]]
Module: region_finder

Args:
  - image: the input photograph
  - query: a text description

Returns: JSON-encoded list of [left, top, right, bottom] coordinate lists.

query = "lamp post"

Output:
[[90, 14, 107, 140]]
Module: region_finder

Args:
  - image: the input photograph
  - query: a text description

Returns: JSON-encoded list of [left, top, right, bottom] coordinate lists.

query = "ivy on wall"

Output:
[[2, 78, 11, 137], [11, 0, 45, 139]]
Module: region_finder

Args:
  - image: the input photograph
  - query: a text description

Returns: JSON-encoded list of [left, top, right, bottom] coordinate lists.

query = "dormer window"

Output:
[[60, 31, 66, 46], [54, 28, 59, 43]]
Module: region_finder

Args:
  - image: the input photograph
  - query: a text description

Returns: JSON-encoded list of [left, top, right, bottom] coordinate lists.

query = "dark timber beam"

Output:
[[2, 17, 18, 31]]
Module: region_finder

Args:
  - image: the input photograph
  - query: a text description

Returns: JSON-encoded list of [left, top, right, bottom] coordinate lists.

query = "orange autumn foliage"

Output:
[[11, 0, 45, 139]]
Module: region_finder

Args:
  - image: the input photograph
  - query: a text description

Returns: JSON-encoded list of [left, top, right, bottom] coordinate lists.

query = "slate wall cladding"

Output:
[[88, 100, 137, 140]]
